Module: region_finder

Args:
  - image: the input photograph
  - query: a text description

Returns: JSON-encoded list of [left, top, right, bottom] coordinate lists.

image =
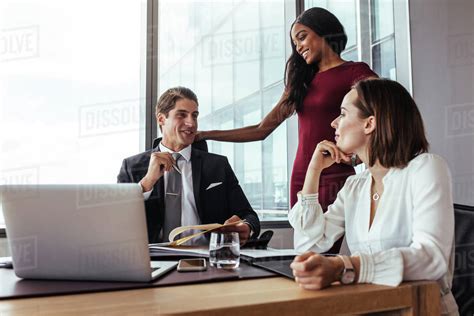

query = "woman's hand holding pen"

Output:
[[301, 141, 351, 195], [308, 140, 352, 173]]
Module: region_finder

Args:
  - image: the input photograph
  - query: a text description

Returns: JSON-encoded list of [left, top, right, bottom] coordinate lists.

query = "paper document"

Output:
[[240, 248, 300, 259], [149, 245, 209, 258], [160, 220, 245, 246]]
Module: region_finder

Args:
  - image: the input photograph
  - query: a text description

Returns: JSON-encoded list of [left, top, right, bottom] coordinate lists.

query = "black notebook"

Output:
[[249, 253, 338, 280], [252, 259, 295, 279]]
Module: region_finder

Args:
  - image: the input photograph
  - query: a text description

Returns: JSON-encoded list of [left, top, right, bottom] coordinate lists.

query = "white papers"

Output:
[[240, 248, 299, 259], [149, 245, 209, 258], [147, 245, 299, 260]]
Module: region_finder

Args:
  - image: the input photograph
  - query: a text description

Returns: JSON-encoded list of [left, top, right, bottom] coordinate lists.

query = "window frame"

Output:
[[0, 1, 155, 235], [147, 0, 159, 148], [362, 0, 411, 90], [0, 0, 414, 236], [153, 0, 299, 226]]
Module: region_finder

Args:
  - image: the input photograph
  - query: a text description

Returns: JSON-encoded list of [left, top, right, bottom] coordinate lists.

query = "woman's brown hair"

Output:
[[353, 78, 429, 168]]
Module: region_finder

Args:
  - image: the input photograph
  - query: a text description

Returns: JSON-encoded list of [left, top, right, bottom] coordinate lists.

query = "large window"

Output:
[[306, 0, 404, 81], [370, 0, 396, 79], [306, 0, 359, 61], [157, 0, 291, 221], [0, 1, 147, 227], [0, 0, 411, 228]]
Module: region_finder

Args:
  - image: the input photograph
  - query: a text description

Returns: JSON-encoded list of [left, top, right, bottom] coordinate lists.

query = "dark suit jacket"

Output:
[[117, 144, 260, 243]]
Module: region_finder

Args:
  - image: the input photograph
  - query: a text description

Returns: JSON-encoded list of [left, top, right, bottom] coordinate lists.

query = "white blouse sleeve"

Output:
[[357, 155, 454, 286], [289, 186, 346, 253]]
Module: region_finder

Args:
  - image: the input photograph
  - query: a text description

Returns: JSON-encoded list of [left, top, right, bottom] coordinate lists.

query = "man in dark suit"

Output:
[[118, 87, 260, 244]]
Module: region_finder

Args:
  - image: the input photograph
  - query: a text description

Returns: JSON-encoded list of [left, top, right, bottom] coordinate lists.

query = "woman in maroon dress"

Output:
[[197, 8, 377, 221]]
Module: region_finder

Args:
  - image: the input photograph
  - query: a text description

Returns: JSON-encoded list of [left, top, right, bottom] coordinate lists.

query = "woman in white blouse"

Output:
[[289, 78, 458, 315]]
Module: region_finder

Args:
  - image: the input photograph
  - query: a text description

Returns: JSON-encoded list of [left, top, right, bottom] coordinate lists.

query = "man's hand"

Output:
[[220, 215, 251, 245], [290, 252, 344, 290], [140, 152, 177, 192]]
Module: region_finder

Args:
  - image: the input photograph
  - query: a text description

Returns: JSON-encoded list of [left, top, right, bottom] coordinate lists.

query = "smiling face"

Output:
[[157, 98, 198, 152], [291, 23, 326, 65], [331, 89, 375, 155]]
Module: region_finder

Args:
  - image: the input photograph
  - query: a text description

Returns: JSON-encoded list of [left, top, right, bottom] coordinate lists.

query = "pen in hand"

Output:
[[160, 162, 181, 174], [172, 163, 181, 174]]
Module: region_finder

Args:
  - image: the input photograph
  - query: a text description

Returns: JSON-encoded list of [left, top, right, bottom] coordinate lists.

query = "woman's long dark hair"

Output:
[[283, 7, 347, 113]]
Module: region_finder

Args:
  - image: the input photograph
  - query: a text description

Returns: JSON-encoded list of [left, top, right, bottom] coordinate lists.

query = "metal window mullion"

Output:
[[284, 0, 299, 212], [296, 0, 304, 15], [210, 4, 215, 153], [259, 1, 265, 211], [146, 0, 159, 150], [231, 2, 239, 178], [193, 3, 198, 102], [357, 0, 371, 65], [393, 0, 412, 93]]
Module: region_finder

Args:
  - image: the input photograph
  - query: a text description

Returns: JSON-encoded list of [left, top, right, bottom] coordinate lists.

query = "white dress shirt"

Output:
[[142, 143, 204, 244], [289, 153, 458, 315]]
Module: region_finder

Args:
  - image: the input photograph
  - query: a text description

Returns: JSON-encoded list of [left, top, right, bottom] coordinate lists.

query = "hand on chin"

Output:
[[335, 141, 350, 156]]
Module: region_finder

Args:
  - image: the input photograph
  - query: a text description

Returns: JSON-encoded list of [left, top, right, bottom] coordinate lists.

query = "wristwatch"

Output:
[[337, 255, 356, 284]]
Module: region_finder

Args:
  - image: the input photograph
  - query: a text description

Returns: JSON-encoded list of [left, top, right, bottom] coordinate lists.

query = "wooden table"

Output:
[[0, 278, 439, 315]]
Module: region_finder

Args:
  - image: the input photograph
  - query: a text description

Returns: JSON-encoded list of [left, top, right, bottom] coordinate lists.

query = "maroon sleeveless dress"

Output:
[[290, 62, 377, 209]]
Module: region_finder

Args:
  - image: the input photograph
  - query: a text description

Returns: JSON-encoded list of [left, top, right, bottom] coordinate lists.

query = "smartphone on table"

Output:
[[177, 258, 207, 272]]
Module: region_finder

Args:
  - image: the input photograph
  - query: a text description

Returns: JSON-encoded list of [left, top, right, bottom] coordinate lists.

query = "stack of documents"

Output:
[[240, 248, 299, 263], [148, 246, 299, 261], [149, 245, 209, 258]]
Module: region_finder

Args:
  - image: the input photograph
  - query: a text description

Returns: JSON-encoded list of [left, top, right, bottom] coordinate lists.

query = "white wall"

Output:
[[410, 0, 474, 206]]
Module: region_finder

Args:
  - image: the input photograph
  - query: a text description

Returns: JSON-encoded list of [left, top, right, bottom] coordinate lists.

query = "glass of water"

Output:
[[209, 232, 240, 269]]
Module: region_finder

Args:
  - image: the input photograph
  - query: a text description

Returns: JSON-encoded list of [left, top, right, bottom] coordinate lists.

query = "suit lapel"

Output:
[[191, 149, 203, 219]]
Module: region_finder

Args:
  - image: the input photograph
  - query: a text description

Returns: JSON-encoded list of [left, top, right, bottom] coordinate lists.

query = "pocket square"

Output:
[[206, 182, 222, 190]]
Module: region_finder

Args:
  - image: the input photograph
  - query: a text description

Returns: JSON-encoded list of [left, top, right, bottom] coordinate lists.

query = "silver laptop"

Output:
[[0, 184, 177, 282]]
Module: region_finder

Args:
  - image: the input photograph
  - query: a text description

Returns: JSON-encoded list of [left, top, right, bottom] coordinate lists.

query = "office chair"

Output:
[[452, 204, 474, 315]]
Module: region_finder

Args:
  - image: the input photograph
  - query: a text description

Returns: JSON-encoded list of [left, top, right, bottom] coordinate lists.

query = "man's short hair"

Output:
[[155, 86, 198, 117]]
